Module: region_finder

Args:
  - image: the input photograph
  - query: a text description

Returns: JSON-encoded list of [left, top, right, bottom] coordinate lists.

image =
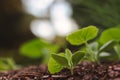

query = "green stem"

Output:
[[114, 44, 120, 60], [70, 68, 74, 75], [85, 42, 99, 64]]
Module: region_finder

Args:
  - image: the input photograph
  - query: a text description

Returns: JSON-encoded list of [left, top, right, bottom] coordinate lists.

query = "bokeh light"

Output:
[[22, 0, 78, 40]]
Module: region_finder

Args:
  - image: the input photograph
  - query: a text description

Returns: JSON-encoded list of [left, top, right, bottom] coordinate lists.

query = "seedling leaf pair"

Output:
[[66, 26, 99, 63], [48, 49, 85, 74]]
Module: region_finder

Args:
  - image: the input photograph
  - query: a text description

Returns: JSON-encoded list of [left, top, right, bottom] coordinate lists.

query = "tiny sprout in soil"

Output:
[[48, 25, 120, 75], [49, 49, 84, 74]]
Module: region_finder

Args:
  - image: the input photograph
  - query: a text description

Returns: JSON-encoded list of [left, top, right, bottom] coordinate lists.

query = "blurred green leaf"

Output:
[[66, 26, 98, 45], [99, 27, 120, 44], [99, 40, 117, 53], [0, 58, 18, 71], [20, 39, 60, 58]]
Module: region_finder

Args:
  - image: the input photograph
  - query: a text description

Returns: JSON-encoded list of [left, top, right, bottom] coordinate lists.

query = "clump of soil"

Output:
[[0, 62, 120, 80]]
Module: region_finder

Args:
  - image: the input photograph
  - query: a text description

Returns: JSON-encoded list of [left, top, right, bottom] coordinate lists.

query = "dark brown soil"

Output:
[[0, 62, 120, 80]]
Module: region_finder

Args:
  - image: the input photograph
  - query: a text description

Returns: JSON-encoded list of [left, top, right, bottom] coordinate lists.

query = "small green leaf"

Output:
[[48, 57, 63, 74], [65, 49, 73, 69], [51, 54, 69, 67], [65, 49, 72, 61], [72, 51, 85, 66], [99, 40, 117, 53], [99, 27, 120, 44], [20, 39, 60, 58], [66, 26, 99, 45]]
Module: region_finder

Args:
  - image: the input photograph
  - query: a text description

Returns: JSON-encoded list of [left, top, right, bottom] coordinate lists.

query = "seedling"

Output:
[[86, 40, 117, 62], [0, 58, 19, 71], [99, 26, 120, 60], [20, 25, 120, 75], [66, 26, 100, 63], [66, 26, 119, 63], [48, 49, 85, 74]]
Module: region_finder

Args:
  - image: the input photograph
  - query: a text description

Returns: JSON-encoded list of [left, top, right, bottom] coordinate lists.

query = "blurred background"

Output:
[[0, 0, 120, 68]]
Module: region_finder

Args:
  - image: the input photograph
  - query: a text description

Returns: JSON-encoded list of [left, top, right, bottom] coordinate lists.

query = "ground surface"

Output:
[[0, 62, 120, 80]]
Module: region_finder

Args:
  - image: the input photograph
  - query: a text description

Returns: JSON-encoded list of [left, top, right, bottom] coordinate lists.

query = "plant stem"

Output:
[[114, 44, 120, 60], [85, 42, 99, 64], [70, 68, 74, 75]]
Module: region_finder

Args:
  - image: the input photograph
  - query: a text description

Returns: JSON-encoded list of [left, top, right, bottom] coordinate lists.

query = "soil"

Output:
[[0, 62, 120, 80]]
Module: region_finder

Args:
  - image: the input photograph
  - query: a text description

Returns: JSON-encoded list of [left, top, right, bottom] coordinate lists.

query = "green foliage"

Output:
[[99, 40, 117, 53], [96, 40, 118, 61], [99, 27, 120, 44], [99, 27, 120, 59], [72, 51, 85, 66], [66, 26, 98, 45], [0, 58, 19, 71], [52, 54, 69, 67], [48, 53, 65, 74], [20, 39, 60, 59], [49, 49, 85, 74], [48, 57, 63, 74], [71, 0, 120, 28], [19, 25, 120, 74], [66, 26, 120, 63], [66, 26, 99, 63]]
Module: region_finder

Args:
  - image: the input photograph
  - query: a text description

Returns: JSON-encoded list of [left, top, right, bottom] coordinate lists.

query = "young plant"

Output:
[[99, 26, 120, 60], [48, 49, 85, 74], [0, 58, 19, 71], [66, 25, 119, 63], [66, 26, 99, 63], [87, 40, 117, 62]]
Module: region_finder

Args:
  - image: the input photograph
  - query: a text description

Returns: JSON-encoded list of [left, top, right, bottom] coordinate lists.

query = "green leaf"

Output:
[[99, 40, 117, 53], [65, 49, 73, 68], [66, 26, 99, 45], [51, 54, 69, 67], [99, 27, 120, 44], [0, 58, 18, 70], [48, 57, 63, 74], [65, 49, 72, 61], [20, 39, 60, 58], [72, 51, 85, 66]]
